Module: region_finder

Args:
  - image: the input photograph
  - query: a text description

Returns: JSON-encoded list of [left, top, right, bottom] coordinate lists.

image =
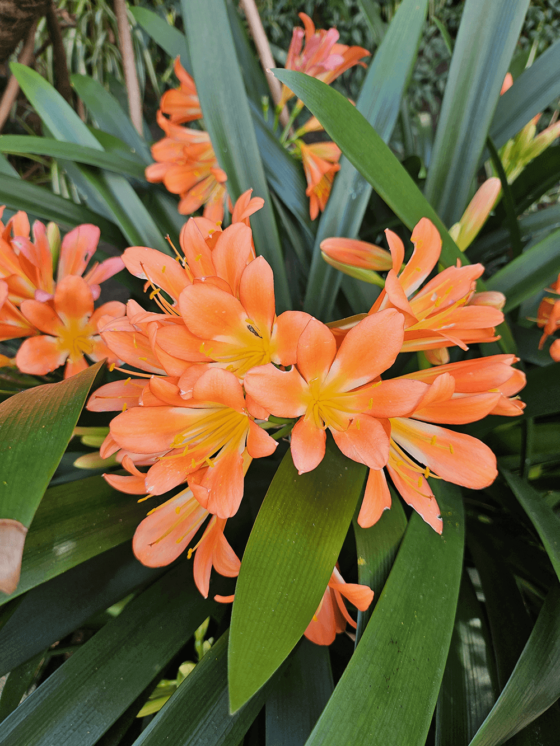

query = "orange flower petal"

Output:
[[244, 363, 308, 418], [239, 257, 275, 336], [291, 416, 326, 474], [352, 379, 428, 418], [296, 317, 337, 384], [413, 392, 501, 425], [192, 368, 245, 412], [57, 223, 100, 280], [54, 275, 93, 324], [387, 461, 443, 534], [212, 223, 254, 297], [111, 405, 193, 453], [179, 283, 247, 342], [179, 219, 215, 279], [398, 218, 442, 296], [273, 310, 312, 366], [19, 299, 61, 335], [16, 335, 66, 375], [330, 414, 389, 469], [357, 468, 392, 528], [123, 247, 190, 303], [247, 420, 277, 458], [87, 379, 146, 412]]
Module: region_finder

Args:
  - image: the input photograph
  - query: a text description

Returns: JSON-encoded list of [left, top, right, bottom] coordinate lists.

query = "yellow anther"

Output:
[[108, 363, 116, 372], [124, 377, 131, 386], [430, 435, 437, 446], [175, 506, 181, 514], [139, 357, 147, 361], [205, 457, 214, 468], [418, 476, 423, 488], [133, 335, 138, 349], [187, 547, 194, 559], [162, 265, 166, 273], [138, 494, 153, 503], [122, 402, 128, 412], [449, 444, 454, 455], [424, 466, 430, 479], [195, 254, 202, 262], [355, 419, 361, 430], [149, 288, 160, 299], [199, 342, 205, 353], [191, 458, 197, 468], [368, 398, 373, 410]]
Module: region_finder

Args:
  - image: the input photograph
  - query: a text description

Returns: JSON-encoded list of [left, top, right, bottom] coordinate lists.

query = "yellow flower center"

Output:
[[168, 406, 248, 467], [304, 378, 354, 432], [56, 318, 95, 362]]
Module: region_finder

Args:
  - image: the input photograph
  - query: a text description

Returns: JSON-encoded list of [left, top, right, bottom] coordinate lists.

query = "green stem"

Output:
[[280, 100, 303, 144], [486, 136, 523, 259]]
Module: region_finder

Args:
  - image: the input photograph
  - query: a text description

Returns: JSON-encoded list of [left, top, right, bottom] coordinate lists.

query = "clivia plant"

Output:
[[0, 1, 559, 744]]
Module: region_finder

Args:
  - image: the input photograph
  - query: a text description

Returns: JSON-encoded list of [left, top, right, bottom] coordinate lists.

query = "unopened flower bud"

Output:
[[469, 291, 506, 310], [449, 178, 501, 251], [47, 222, 61, 270]]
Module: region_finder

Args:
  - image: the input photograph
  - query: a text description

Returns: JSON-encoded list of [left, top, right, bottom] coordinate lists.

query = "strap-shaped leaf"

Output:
[[130, 6, 191, 72], [0, 544, 161, 677], [435, 574, 499, 746], [501, 468, 560, 583], [70, 75, 152, 165], [11, 63, 166, 252], [265, 639, 333, 745], [0, 174, 125, 246], [353, 491, 407, 639], [303, 0, 428, 319], [487, 226, 560, 312], [272, 70, 463, 269], [487, 39, 560, 155], [0, 152, 18, 177], [423, 0, 529, 224], [522, 363, 560, 418], [0, 363, 102, 595], [305, 481, 464, 746], [229, 438, 367, 712], [0, 135, 146, 178], [0, 563, 214, 746], [468, 584, 560, 746], [182, 0, 291, 312], [134, 631, 268, 746], [0, 474, 162, 605]]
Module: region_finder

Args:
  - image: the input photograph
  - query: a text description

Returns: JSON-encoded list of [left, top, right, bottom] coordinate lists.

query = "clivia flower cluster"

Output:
[[83, 197, 525, 645]]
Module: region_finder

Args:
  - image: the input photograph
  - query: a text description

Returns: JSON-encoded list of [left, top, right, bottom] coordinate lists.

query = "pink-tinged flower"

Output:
[[299, 141, 341, 220], [146, 112, 228, 222], [15, 275, 124, 378], [107, 368, 277, 518], [279, 12, 370, 108], [449, 178, 501, 251], [244, 311, 427, 476], [304, 567, 374, 646], [0, 280, 36, 341], [0, 209, 123, 305], [368, 219, 504, 353], [160, 58, 202, 124]]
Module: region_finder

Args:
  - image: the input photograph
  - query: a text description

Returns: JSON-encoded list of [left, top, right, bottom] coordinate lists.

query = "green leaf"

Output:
[[423, 0, 529, 224], [0, 652, 45, 724], [488, 39, 560, 154], [0, 544, 161, 677], [11, 64, 166, 252], [305, 481, 464, 746], [353, 490, 407, 639], [303, 0, 428, 319], [0, 152, 18, 177], [272, 70, 463, 270], [182, 0, 291, 312], [70, 74, 152, 165], [0, 135, 146, 179], [226, 0, 269, 106], [435, 574, 499, 746], [265, 639, 333, 745], [509, 145, 560, 215], [0, 174, 125, 247], [0, 474, 163, 605], [134, 631, 268, 746], [0, 364, 102, 596], [469, 584, 560, 746], [522, 363, 560, 418], [130, 7, 191, 72], [229, 438, 367, 712], [0, 563, 214, 746], [501, 468, 560, 583], [487, 226, 560, 311]]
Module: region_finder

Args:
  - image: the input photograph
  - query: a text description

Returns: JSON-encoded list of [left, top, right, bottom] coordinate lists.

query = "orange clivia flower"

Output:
[[15, 275, 124, 378], [449, 178, 501, 251], [304, 567, 374, 646], [107, 367, 277, 517], [536, 273, 560, 360], [146, 112, 228, 222], [160, 58, 202, 124], [279, 12, 370, 108], [244, 311, 427, 475], [299, 141, 341, 220]]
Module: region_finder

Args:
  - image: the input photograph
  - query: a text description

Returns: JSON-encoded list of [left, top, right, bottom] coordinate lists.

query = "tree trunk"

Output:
[[0, 0, 49, 64]]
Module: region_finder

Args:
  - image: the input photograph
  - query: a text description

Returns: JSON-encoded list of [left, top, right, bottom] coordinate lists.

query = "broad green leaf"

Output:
[[435, 574, 499, 746], [229, 438, 367, 712], [305, 481, 464, 746], [0, 135, 146, 179], [0, 544, 161, 677], [226, 0, 269, 106], [265, 639, 333, 745], [11, 64, 166, 252], [522, 363, 560, 418], [469, 584, 560, 746], [487, 39, 560, 154], [0, 363, 102, 595], [0, 152, 18, 177], [182, 0, 291, 312], [0, 563, 214, 746], [134, 631, 268, 746], [0, 474, 163, 605], [509, 145, 560, 216], [303, 0, 428, 319], [0, 174, 125, 247], [353, 490, 407, 639], [70, 74, 152, 165], [423, 0, 529, 224], [272, 70, 463, 270], [487, 226, 560, 311], [130, 7, 192, 72], [501, 468, 560, 583]]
